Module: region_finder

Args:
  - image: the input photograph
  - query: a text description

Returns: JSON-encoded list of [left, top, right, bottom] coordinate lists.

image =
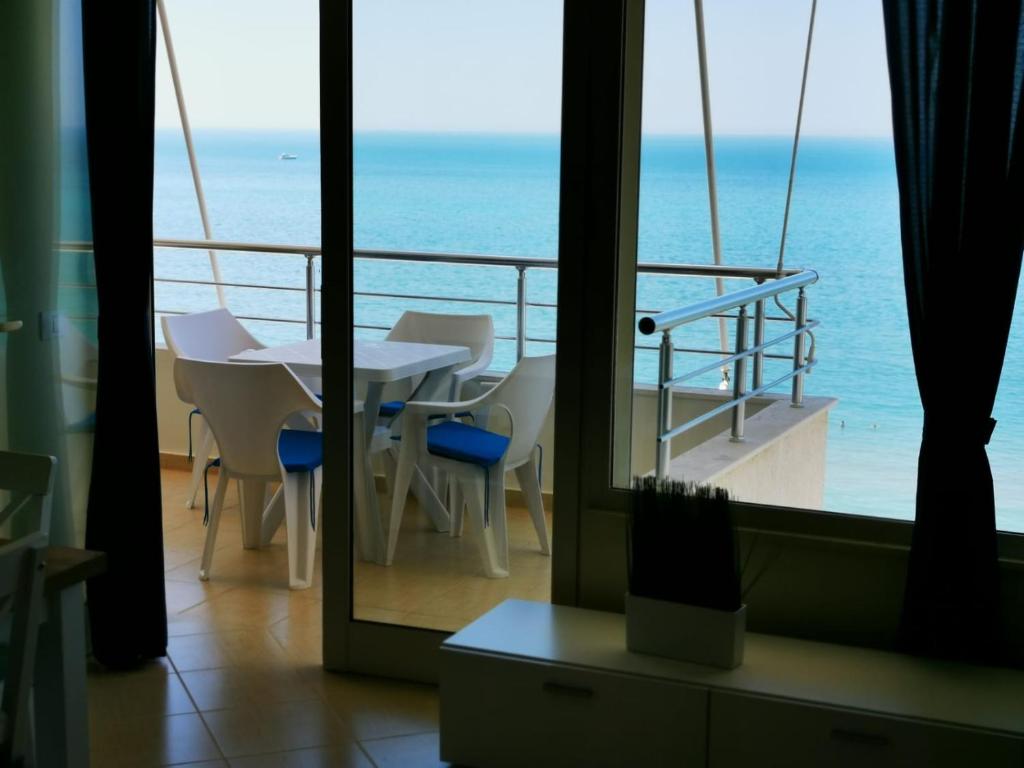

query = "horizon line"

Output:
[[154, 127, 894, 141]]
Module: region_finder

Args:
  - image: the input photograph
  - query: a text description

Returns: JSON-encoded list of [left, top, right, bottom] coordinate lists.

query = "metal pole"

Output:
[[731, 306, 748, 441], [156, 0, 227, 308], [693, 0, 729, 377], [776, 0, 818, 274], [656, 331, 674, 479], [792, 289, 808, 407], [516, 266, 527, 360], [753, 299, 765, 390], [305, 254, 316, 340]]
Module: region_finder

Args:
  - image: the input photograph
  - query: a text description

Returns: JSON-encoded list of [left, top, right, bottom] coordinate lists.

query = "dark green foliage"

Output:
[[627, 476, 741, 612]]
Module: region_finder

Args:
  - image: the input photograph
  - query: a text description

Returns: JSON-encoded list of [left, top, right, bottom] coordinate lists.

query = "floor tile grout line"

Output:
[[169, 656, 230, 764], [357, 739, 382, 768], [356, 728, 441, 745], [162, 645, 235, 763]]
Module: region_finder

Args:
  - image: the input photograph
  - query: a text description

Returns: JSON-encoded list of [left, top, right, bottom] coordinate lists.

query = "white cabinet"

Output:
[[709, 692, 1024, 768], [441, 651, 706, 767], [440, 600, 1024, 768]]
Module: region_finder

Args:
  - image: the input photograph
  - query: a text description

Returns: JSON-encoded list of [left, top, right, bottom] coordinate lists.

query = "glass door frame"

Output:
[[319, 0, 638, 679]]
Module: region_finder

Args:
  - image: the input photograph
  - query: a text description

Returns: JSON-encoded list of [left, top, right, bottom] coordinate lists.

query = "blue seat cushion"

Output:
[[379, 400, 404, 418], [426, 421, 509, 468], [278, 430, 323, 473]]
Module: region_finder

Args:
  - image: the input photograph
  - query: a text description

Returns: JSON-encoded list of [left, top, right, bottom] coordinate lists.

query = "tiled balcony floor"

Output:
[[87, 467, 551, 766]]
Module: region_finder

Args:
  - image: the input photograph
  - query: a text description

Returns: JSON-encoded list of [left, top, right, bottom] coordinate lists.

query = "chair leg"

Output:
[[386, 438, 418, 565], [411, 464, 450, 533], [488, 464, 510, 572], [238, 479, 268, 549], [515, 459, 550, 555], [283, 469, 319, 590], [449, 480, 465, 537], [260, 485, 284, 546], [464, 476, 508, 579], [187, 422, 216, 509], [199, 472, 229, 581]]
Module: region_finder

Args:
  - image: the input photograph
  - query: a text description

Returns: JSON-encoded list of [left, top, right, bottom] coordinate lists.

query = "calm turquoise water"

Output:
[[154, 130, 1023, 530]]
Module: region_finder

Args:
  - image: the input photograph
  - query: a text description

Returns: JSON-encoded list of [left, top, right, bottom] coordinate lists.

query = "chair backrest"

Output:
[[0, 451, 56, 538], [0, 533, 46, 767], [386, 311, 494, 377], [174, 359, 321, 478], [163, 309, 265, 405], [161, 309, 264, 362], [486, 354, 555, 465]]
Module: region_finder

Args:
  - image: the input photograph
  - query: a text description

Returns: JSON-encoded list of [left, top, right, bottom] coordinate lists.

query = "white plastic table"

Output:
[[230, 339, 471, 562]]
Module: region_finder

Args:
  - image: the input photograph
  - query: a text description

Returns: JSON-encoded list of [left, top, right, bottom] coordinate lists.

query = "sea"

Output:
[[153, 129, 1024, 531]]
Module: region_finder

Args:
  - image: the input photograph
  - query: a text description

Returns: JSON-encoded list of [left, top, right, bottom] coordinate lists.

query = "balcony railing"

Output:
[[152, 237, 807, 366], [637, 269, 820, 479]]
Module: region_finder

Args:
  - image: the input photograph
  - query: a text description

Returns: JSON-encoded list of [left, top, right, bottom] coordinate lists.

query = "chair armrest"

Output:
[[452, 359, 491, 386]]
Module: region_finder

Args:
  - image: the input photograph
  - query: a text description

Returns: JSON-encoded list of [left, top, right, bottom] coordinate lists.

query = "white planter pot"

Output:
[[625, 592, 746, 669]]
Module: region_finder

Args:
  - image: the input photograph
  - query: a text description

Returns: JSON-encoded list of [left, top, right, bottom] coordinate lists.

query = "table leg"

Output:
[[357, 383, 387, 563], [362, 382, 384, 447], [397, 366, 457, 532], [35, 584, 89, 768]]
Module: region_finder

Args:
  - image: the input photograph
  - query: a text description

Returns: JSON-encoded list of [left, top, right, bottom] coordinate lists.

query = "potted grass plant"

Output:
[[625, 476, 745, 669]]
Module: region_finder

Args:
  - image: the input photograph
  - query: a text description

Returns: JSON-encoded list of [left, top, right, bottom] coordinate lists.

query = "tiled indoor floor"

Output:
[[87, 468, 473, 767], [354, 482, 552, 632]]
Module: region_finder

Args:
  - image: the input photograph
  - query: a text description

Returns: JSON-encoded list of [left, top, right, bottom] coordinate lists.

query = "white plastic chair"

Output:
[[377, 311, 495, 525], [387, 354, 555, 578], [0, 450, 55, 767], [376, 311, 494, 420], [161, 309, 265, 510], [174, 358, 322, 590]]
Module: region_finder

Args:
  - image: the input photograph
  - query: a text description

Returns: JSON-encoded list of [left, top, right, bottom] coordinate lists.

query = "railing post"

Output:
[[516, 266, 527, 360], [753, 298, 765, 390], [305, 254, 316, 340], [731, 305, 748, 442], [656, 330, 674, 480], [791, 287, 807, 406]]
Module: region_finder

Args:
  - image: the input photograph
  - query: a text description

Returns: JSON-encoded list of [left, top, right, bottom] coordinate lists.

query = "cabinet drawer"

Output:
[[709, 691, 1023, 768], [440, 648, 707, 768]]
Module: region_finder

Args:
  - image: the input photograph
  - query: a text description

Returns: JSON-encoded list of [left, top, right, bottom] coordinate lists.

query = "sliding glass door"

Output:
[[321, 0, 569, 678]]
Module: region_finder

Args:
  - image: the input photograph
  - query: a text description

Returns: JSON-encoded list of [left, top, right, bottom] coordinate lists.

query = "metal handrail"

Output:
[[153, 237, 801, 279], [637, 269, 818, 334], [637, 270, 820, 479], [150, 237, 804, 359]]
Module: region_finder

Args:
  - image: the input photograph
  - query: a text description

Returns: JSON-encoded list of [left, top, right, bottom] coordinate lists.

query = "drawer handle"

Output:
[[830, 728, 890, 748], [542, 681, 594, 699]]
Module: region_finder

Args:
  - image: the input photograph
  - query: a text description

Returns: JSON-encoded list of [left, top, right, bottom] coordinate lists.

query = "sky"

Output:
[[155, 0, 893, 137]]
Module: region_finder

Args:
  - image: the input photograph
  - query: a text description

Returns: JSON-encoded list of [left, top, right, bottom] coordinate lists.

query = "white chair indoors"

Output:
[[161, 309, 265, 511], [387, 354, 555, 578], [0, 450, 55, 767], [175, 358, 323, 590], [376, 310, 494, 422]]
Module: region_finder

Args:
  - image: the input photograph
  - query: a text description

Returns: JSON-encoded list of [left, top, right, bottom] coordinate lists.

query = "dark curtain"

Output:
[[82, 0, 167, 667], [883, 1, 1024, 662]]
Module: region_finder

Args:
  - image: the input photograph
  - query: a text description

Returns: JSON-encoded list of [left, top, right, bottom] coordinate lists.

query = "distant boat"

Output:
[[279, 153, 298, 160]]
